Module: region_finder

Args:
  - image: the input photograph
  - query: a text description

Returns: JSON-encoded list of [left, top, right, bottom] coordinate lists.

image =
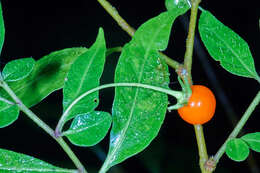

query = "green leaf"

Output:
[[199, 11, 259, 79], [225, 138, 249, 162], [0, 148, 77, 173], [64, 111, 111, 147], [0, 1, 5, 54], [241, 132, 260, 152], [101, 9, 188, 171], [0, 101, 19, 128], [133, 10, 189, 50], [165, 0, 191, 11], [0, 47, 88, 108], [63, 28, 106, 122], [2, 58, 35, 82]]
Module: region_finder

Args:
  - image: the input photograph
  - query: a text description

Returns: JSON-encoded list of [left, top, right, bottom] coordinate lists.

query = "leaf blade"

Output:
[[225, 138, 249, 162], [101, 9, 189, 171], [165, 0, 191, 12], [0, 101, 19, 128], [2, 58, 35, 82], [0, 148, 77, 173], [241, 132, 260, 152], [0, 47, 88, 108], [64, 111, 112, 147], [199, 10, 259, 79], [63, 28, 106, 122]]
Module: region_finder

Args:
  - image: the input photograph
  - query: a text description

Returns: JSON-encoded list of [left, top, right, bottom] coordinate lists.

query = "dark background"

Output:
[[0, 0, 260, 172]]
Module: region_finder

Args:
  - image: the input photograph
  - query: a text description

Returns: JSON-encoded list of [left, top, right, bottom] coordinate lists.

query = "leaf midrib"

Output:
[[0, 166, 74, 173], [107, 15, 170, 166], [72, 43, 101, 101], [206, 25, 257, 78], [65, 117, 108, 135]]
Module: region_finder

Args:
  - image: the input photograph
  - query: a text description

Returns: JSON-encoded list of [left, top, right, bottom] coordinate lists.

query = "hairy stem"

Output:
[[213, 90, 260, 164], [0, 81, 87, 173], [56, 82, 184, 133], [96, 0, 181, 70]]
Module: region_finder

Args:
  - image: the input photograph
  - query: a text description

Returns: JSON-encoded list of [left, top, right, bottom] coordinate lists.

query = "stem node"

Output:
[[204, 157, 216, 172]]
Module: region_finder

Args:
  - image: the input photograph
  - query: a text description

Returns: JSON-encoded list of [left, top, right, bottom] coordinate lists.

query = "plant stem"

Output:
[[56, 82, 184, 133], [97, 0, 135, 37], [0, 81, 87, 173], [183, 0, 201, 83], [183, 0, 209, 172], [194, 125, 210, 173], [106, 46, 122, 57], [159, 52, 181, 70], [213, 90, 260, 164], [96, 0, 181, 70]]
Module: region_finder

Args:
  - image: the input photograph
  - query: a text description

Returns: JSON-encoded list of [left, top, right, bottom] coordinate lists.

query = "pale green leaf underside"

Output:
[[2, 58, 35, 82], [65, 111, 112, 147], [241, 132, 260, 152], [101, 8, 189, 171], [63, 28, 106, 122], [226, 138, 249, 162], [0, 47, 88, 108], [0, 101, 19, 128], [0, 148, 76, 173], [199, 10, 259, 79]]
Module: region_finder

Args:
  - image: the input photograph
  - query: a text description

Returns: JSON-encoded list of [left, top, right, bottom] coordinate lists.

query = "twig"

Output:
[[96, 0, 181, 70], [0, 81, 87, 173], [55, 82, 184, 133], [183, 0, 201, 83], [182, 0, 210, 173], [213, 90, 260, 164], [179, 14, 260, 173]]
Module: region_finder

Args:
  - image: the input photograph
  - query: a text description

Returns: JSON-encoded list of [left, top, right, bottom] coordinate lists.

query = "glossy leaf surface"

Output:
[[65, 111, 112, 147], [0, 1, 4, 54], [0, 101, 19, 128], [165, 0, 191, 11], [2, 58, 35, 82], [199, 11, 259, 79], [101, 8, 189, 171], [226, 138, 249, 162], [63, 28, 106, 122], [0, 148, 77, 173], [241, 132, 260, 152], [0, 47, 87, 108]]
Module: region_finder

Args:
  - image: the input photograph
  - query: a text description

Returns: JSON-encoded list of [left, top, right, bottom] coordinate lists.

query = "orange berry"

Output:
[[177, 85, 216, 125]]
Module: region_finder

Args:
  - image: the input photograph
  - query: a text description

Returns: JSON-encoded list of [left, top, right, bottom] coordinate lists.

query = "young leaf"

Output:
[[225, 138, 249, 162], [0, 47, 88, 108], [2, 58, 35, 82], [241, 132, 260, 152], [199, 11, 259, 80], [63, 28, 106, 122], [0, 101, 19, 128], [64, 111, 111, 147], [0, 148, 77, 173], [0, 1, 5, 54], [165, 0, 191, 11], [101, 9, 189, 172]]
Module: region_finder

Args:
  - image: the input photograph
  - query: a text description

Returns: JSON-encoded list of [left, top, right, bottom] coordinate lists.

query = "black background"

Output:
[[0, 0, 260, 173]]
